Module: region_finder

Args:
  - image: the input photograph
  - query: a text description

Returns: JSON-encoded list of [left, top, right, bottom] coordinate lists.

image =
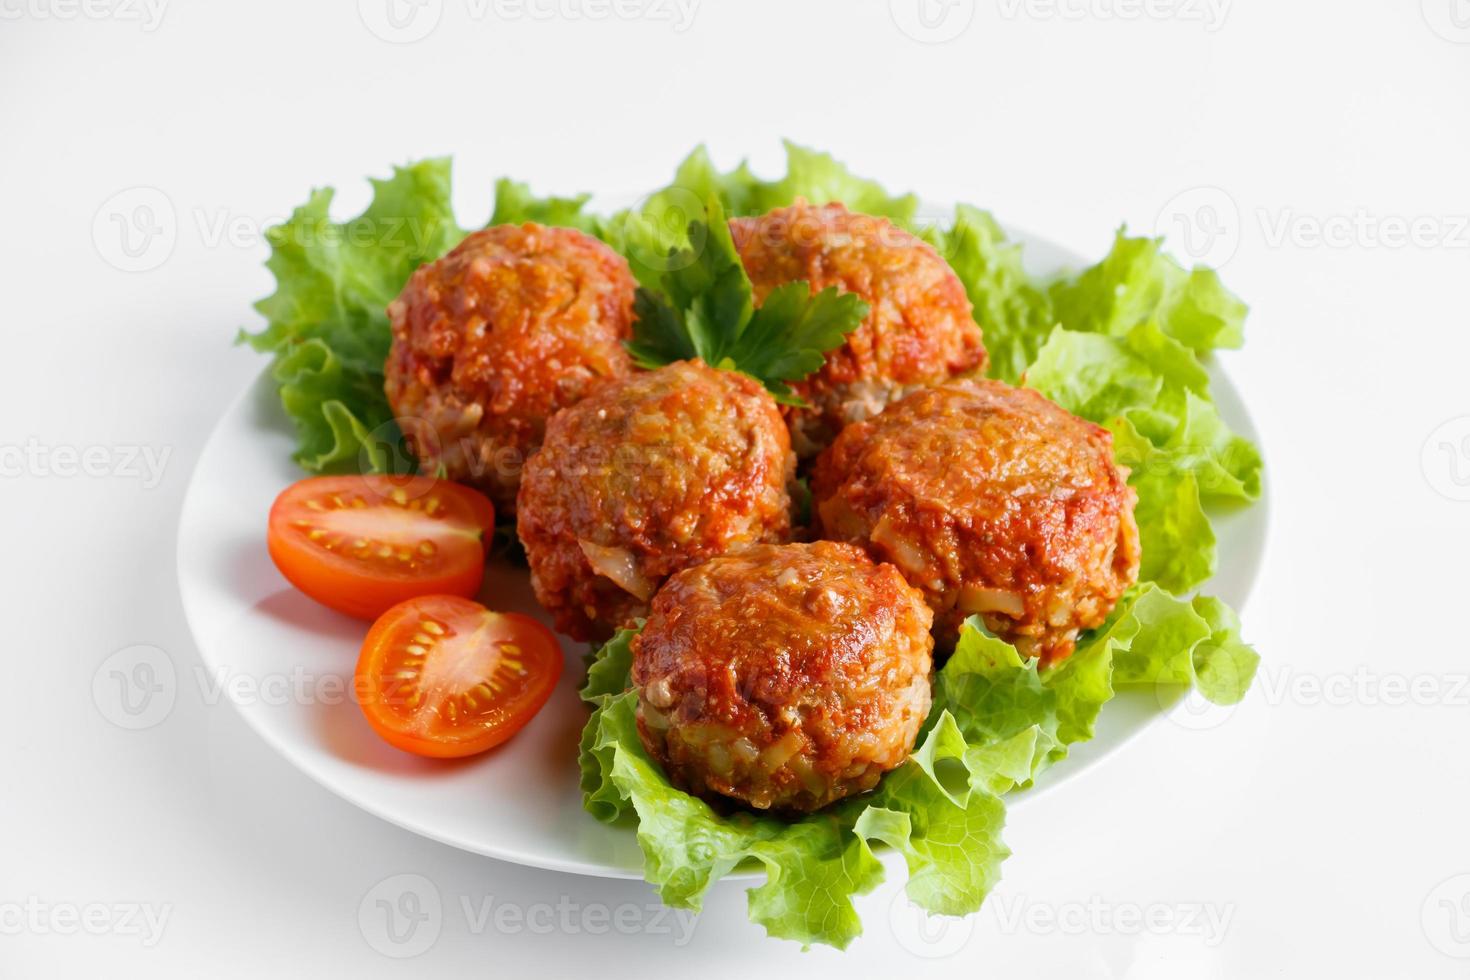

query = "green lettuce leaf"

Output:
[[578, 627, 1010, 949], [632, 141, 918, 222], [852, 712, 1009, 916], [599, 142, 917, 291], [489, 177, 597, 232], [923, 206, 1056, 384], [1187, 595, 1261, 705], [932, 586, 1258, 786], [1023, 321, 1263, 594], [1049, 229, 1247, 354], [580, 682, 886, 948], [1109, 418, 1218, 594], [1025, 323, 1259, 500], [756, 142, 918, 224], [640, 144, 770, 219], [575, 593, 1258, 950], [1104, 590, 1260, 706], [241, 158, 464, 473]]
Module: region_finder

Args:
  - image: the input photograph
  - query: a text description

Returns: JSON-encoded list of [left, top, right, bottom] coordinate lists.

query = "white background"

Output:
[[4, 0, 1469, 975]]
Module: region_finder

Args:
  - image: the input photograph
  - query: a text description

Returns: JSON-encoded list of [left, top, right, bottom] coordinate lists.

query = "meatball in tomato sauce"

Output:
[[632, 541, 934, 813], [812, 379, 1140, 665], [385, 224, 636, 514], [516, 360, 795, 640], [730, 202, 986, 457]]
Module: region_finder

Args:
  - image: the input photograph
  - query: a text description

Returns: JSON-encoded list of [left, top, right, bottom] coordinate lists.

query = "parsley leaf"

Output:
[[625, 196, 868, 405]]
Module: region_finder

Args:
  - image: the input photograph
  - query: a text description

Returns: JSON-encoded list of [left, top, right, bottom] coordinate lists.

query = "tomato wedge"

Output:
[[355, 596, 563, 758], [267, 475, 495, 620]]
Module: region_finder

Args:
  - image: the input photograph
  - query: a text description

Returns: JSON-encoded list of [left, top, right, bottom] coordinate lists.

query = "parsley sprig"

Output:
[[624, 197, 868, 405]]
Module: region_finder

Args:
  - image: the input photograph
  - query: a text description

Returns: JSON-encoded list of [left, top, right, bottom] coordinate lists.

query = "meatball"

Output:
[[384, 223, 636, 514], [516, 360, 794, 640], [729, 202, 986, 457], [631, 541, 933, 813], [811, 379, 1140, 664]]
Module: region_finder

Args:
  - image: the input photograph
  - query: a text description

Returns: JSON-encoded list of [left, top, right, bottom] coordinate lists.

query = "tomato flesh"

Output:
[[267, 476, 494, 620], [355, 596, 563, 758]]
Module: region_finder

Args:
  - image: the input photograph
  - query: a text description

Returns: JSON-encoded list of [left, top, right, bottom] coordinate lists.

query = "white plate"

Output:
[[176, 225, 1267, 879]]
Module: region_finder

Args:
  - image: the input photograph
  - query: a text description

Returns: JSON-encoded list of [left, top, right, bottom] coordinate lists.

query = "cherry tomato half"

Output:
[[267, 475, 495, 620], [355, 595, 564, 758]]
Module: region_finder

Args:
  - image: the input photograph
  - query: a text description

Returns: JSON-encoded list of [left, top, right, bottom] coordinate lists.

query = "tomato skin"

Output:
[[355, 596, 564, 758], [267, 476, 494, 620]]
